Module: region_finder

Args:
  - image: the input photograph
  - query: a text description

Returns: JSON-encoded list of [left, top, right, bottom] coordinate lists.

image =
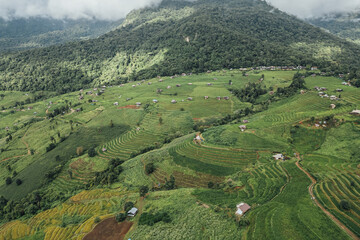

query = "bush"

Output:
[[115, 213, 127, 222], [94, 216, 101, 223], [46, 143, 56, 152], [16, 179, 22, 186], [139, 186, 149, 197], [139, 212, 171, 226], [76, 147, 84, 156], [340, 200, 351, 211], [88, 146, 96, 157], [145, 163, 155, 174], [208, 181, 214, 188], [5, 177, 12, 185], [124, 202, 134, 212]]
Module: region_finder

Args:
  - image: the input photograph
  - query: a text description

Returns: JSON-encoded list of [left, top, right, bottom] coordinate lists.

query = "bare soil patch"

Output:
[[118, 105, 140, 109], [83, 217, 133, 240]]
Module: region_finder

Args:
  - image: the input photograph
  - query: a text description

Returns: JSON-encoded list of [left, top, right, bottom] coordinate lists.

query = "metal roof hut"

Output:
[[127, 207, 138, 217], [236, 203, 251, 216]]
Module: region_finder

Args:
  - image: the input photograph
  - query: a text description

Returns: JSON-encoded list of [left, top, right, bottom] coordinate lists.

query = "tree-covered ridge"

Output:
[[0, 0, 360, 93], [0, 18, 124, 52]]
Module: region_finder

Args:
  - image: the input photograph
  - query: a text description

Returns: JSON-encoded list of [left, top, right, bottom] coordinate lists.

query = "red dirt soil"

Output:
[[118, 105, 140, 109], [83, 217, 133, 240]]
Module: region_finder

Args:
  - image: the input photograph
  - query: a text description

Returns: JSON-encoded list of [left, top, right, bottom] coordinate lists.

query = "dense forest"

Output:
[[1, 0, 360, 93]]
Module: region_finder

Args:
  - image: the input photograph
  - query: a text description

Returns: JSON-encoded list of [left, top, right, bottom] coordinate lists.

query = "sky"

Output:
[[0, 0, 359, 20]]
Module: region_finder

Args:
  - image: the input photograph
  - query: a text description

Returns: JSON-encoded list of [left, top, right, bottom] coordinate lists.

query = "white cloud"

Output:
[[266, 0, 360, 18], [0, 0, 163, 20], [0, 0, 359, 20]]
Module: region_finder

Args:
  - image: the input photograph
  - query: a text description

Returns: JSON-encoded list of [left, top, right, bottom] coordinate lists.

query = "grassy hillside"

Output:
[[1, 0, 360, 93], [0, 69, 359, 239]]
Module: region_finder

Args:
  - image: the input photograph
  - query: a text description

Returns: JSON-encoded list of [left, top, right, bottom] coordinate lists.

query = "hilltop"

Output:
[[1, 0, 360, 93]]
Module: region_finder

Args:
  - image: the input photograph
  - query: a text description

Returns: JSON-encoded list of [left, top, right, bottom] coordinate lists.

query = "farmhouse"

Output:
[[204, 96, 209, 99], [153, 99, 158, 103], [127, 208, 138, 217], [224, 96, 230, 100], [330, 95, 338, 101], [330, 104, 336, 109], [187, 97, 193, 101], [176, 84, 181, 87], [239, 125, 247, 132], [235, 203, 251, 216], [350, 110, 360, 115], [114, 102, 119, 106], [171, 100, 177, 104], [273, 154, 284, 160], [136, 102, 142, 106]]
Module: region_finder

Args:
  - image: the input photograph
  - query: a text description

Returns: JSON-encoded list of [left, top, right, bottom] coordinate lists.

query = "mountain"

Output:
[[1, 0, 360, 94], [308, 11, 360, 45], [0, 17, 123, 52]]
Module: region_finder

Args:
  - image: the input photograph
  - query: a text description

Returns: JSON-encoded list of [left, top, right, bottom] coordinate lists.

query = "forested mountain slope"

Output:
[[0, 18, 123, 52], [0, 0, 360, 93]]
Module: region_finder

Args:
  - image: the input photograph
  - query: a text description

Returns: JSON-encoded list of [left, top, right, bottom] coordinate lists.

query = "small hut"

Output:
[[239, 125, 247, 132]]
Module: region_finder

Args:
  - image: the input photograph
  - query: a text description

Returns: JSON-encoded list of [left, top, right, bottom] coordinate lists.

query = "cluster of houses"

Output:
[[314, 86, 340, 100], [314, 121, 328, 128]]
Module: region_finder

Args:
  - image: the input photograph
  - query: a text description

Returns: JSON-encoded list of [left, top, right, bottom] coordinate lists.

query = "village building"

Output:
[[273, 154, 284, 160], [102, 148, 107, 152], [224, 96, 230, 100], [171, 100, 177, 104], [350, 110, 360, 115], [159, 79, 164, 82], [188, 83, 193, 85], [167, 86, 172, 89], [235, 203, 251, 216], [243, 120, 249, 123], [239, 125, 247, 132], [148, 82, 152, 85], [114, 102, 119, 106], [300, 90, 305, 95], [336, 89, 343, 92], [176, 84, 181, 87], [330, 104, 336, 109], [187, 97, 193, 101], [216, 96, 221, 100], [76, 108, 81, 112], [330, 95, 338, 101], [153, 99, 158, 103], [132, 85, 136, 88], [128, 208, 138, 217], [311, 67, 318, 70], [136, 102, 142, 106], [204, 96, 209, 99]]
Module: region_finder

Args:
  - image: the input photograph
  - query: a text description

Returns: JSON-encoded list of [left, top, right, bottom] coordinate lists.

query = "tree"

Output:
[[110, 120, 114, 128], [159, 117, 163, 125], [88, 146, 96, 157], [68, 170, 73, 179], [340, 200, 351, 211], [5, 177, 12, 185], [94, 216, 101, 223], [124, 202, 134, 212], [16, 179, 22, 185], [208, 181, 214, 189], [115, 213, 127, 222], [139, 186, 149, 197], [145, 163, 155, 174]]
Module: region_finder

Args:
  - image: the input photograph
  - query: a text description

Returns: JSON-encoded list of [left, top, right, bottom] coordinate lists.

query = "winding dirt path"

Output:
[[296, 161, 359, 240]]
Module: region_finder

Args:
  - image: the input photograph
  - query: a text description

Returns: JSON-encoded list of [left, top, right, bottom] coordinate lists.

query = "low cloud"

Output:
[[0, 0, 163, 20], [0, 0, 359, 20], [266, 0, 360, 18]]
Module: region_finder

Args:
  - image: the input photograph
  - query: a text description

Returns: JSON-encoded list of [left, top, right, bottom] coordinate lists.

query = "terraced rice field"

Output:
[[0, 188, 135, 240], [313, 172, 360, 236], [171, 140, 258, 176], [97, 111, 191, 161]]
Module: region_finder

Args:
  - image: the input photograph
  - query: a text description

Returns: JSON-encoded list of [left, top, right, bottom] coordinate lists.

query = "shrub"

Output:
[[145, 163, 155, 174], [139, 186, 149, 197], [88, 146, 96, 157], [124, 202, 134, 212], [16, 179, 22, 186], [208, 181, 214, 189], [5, 177, 12, 185], [139, 212, 171, 226], [340, 200, 351, 211], [94, 216, 101, 223], [115, 213, 127, 222], [46, 143, 56, 152], [76, 147, 84, 156]]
